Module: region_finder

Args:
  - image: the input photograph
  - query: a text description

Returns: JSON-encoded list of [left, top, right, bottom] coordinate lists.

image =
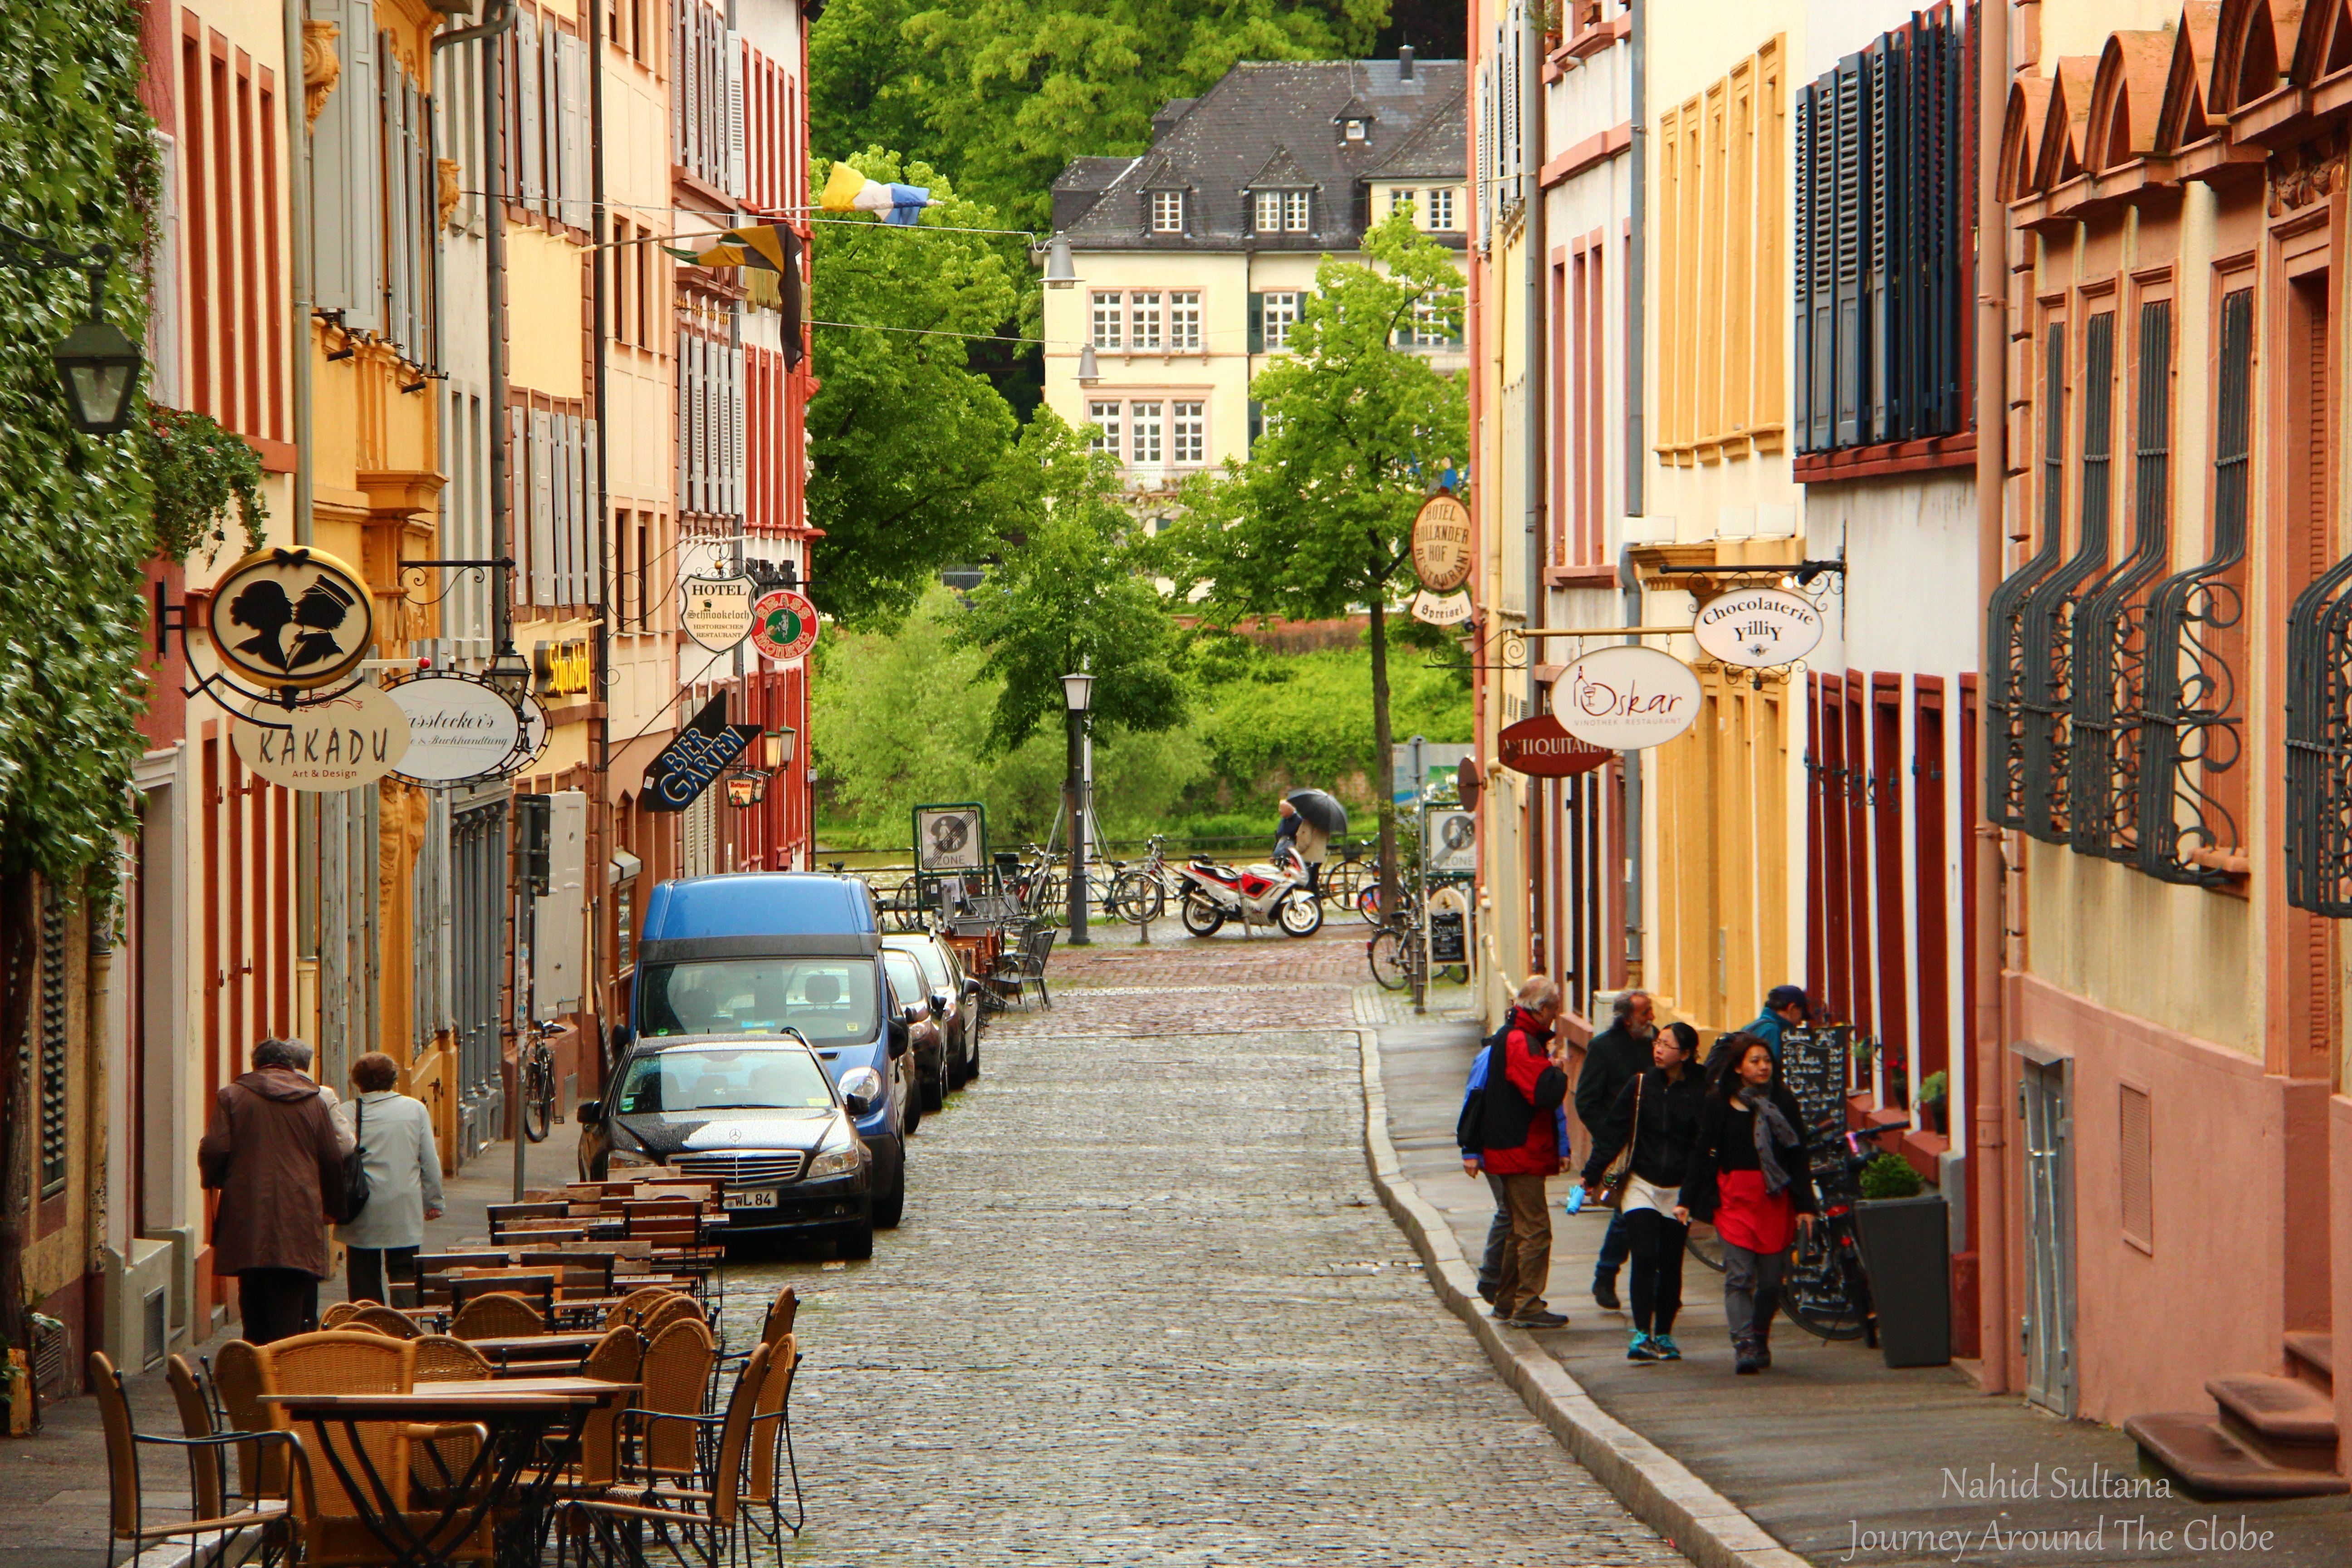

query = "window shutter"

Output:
[[314, 0, 383, 333], [382, 48, 410, 358], [531, 409, 557, 605], [540, 20, 561, 220], [148, 130, 183, 408], [510, 404, 531, 598], [553, 413, 575, 608], [583, 418, 602, 606], [1809, 72, 1835, 451], [1248, 293, 1264, 354], [1792, 86, 1813, 453], [1249, 399, 1262, 449], [517, 12, 542, 211], [726, 31, 747, 200], [1863, 38, 1890, 446], [1831, 52, 1864, 449]]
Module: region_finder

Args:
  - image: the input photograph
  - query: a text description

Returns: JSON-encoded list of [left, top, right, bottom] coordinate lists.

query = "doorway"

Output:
[[2019, 1050, 2076, 1415]]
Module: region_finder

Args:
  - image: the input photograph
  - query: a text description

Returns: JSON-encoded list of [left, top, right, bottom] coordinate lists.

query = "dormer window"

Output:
[[1254, 190, 1310, 234], [1150, 190, 1185, 233], [1343, 118, 1368, 142]]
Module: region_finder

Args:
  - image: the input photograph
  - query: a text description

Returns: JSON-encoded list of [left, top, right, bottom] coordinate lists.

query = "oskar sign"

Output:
[[1558, 645, 1702, 749]]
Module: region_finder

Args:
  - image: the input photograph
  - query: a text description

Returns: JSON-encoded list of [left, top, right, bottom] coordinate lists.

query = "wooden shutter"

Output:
[[1862, 39, 1890, 445], [517, 11, 542, 211], [531, 409, 556, 604], [313, 0, 382, 333], [510, 404, 531, 600], [726, 30, 747, 199], [382, 47, 410, 358], [1793, 85, 1813, 452], [1832, 53, 1864, 448], [1248, 293, 1264, 354], [583, 419, 602, 607]]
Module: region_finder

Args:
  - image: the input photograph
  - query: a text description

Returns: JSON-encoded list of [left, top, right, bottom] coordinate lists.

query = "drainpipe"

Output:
[[286, 1, 314, 545], [1972, 0, 2011, 1393], [1619, 0, 1646, 975], [436, 0, 519, 658], [588, 0, 612, 1076], [1524, 0, 1547, 987]]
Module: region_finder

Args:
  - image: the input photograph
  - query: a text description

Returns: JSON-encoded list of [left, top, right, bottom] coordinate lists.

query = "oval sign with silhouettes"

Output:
[[208, 546, 376, 690]]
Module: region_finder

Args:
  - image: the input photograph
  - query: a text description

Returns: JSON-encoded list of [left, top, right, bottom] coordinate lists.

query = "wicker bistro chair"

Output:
[[90, 1351, 295, 1568], [449, 1291, 549, 1343], [632, 1316, 717, 1483], [250, 1330, 495, 1568], [410, 1335, 495, 1382], [348, 1304, 425, 1341], [542, 1327, 648, 1500], [554, 1342, 774, 1568], [320, 1301, 363, 1328], [739, 1333, 806, 1545], [209, 1340, 286, 1504], [602, 1286, 680, 1332]]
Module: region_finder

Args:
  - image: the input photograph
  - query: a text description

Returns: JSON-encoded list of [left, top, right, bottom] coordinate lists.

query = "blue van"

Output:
[[607, 872, 914, 1233]]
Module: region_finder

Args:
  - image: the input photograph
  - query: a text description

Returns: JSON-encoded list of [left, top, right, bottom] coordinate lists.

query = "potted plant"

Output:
[[1853, 1152, 1951, 1368], [1918, 1070, 1949, 1136]]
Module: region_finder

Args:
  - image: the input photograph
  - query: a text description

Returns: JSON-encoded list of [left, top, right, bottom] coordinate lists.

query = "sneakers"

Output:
[[1733, 1337, 1763, 1374], [1505, 1310, 1570, 1330], [1627, 1330, 1659, 1362], [1754, 1333, 1773, 1371], [1592, 1276, 1622, 1312], [1650, 1334, 1682, 1361]]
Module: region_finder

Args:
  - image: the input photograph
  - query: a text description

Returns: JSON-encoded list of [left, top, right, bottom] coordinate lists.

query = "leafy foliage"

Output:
[[1859, 1152, 1926, 1201], [806, 151, 1032, 626], [0, 0, 162, 884], [142, 405, 268, 563], [812, 0, 1387, 232], [949, 411, 1185, 749]]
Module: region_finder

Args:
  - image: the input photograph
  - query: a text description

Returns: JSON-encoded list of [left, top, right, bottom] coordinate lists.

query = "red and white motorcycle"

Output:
[[1175, 852, 1325, 937]]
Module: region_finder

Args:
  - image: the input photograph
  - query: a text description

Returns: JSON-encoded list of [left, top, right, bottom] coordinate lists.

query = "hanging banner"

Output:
[[642, 695, 761, 812], [207, 545, 376, 691], [749, 588, 821, 662], [232, 685, 411, 791], [1692, 586, 1825, 669], [1410, 588, 1474, 626], [1557, 645, 1703, 750], [1497, 712, 1614, 777], [1410, 490, 1474, 593], [385, 673, 524, 785], [681, 573, 759, 653]]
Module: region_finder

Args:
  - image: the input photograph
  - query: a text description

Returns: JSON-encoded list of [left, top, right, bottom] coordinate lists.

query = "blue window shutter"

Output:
[[1832, 53, 1865, 449], [1249, 400, 1262, 449], [1248, 293, 1265, 354], [1793, 84, 1813, 453], [1863, 38, 1891, 446]]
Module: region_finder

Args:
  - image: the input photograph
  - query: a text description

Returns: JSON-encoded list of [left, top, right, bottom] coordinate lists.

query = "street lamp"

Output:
[[764, 726, 796, 770], [0, 224, 145, 436], [1077, 343, 1101, 384], [1042, 235, 1078, 289], [485, 639, 533, 701], [1062, 671, 1094, 946]]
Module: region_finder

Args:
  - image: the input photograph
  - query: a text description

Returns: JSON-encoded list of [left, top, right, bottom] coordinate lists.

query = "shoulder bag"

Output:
[[340, 1097, 372, 1222], [1596, 1072, 1645, 1209]]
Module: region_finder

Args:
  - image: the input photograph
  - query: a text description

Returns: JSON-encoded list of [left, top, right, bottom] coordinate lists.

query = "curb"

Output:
[[1353, 1028, 1812, 1568]]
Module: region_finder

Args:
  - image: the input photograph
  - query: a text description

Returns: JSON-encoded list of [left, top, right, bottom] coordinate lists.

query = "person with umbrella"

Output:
[[1277, 790, 1346, 894]]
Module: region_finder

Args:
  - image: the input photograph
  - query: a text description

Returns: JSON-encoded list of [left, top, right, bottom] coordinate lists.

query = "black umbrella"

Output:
[[1286, 789, 1348, 836]]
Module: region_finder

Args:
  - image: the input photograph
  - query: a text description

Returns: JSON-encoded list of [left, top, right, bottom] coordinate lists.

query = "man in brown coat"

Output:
[[198, 1038, 348, 1344]]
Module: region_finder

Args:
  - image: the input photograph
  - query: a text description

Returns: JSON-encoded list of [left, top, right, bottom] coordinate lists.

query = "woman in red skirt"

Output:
[[1675, 1032, 1816, 1373]]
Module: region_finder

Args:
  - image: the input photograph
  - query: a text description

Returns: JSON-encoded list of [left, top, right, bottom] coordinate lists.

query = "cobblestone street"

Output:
[[724, 926, 1688, 1565]]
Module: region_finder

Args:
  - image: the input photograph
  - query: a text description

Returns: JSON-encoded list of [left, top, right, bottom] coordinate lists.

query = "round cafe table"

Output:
[[262, 1380, 635, 1568]]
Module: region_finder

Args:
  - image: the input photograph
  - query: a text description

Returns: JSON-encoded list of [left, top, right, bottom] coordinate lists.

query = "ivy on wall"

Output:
[[144, 407, 268, 563], [0, 0, 162, 882]]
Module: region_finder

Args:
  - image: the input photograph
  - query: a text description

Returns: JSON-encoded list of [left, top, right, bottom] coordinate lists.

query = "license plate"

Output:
[[723, 1189, 777, 1210]]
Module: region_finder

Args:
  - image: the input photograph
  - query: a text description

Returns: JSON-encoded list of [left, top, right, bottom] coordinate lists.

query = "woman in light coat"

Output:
[[338, 1052, 445, 1307]]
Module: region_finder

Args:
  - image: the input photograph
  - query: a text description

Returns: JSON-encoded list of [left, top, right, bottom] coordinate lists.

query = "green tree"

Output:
[[952, 411, 1186, 750], [1163, 211, 1465, 906], [811, 0, 1386, 233], [807, 151, 1029, 625]]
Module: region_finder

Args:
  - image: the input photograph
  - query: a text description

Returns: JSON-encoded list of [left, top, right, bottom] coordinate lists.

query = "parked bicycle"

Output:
[[1108, 835, 1181, 924], [519, 1023, 558, 1144], [1778, 1114, 1909, 1342]]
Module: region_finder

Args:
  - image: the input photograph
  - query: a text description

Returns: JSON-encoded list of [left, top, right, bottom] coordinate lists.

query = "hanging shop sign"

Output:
[[1425, 808, 1478, 876], [231, 685, 412, 791], [642, 695, 761, 812], [1692, 586, 1825, 669], [1496, 712, 1614, 777], [913, 803, 987, 873], [1410, 588, 1474, 626], [207, 546, 376, 691], [534, 637, 593, 699], [749, 588, 821, 662], [1410, 491, 1474, 593], [681, 572, 759, 653], [385, 673, 525, 785], [1557, 645, 1703, 750]]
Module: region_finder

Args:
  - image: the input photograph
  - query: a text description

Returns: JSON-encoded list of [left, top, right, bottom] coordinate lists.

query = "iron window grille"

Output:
[[2067, 299, 2173, 861], [2017, 310, 2118, 844], [36, 882, 67, 1199], [1986, 328, 2067, 829], [2282, 275, 2352, 911], [2138, 287, 2250, 887]]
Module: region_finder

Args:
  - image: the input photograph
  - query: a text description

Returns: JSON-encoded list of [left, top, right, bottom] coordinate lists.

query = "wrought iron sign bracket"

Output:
[[397, 555, 516, 608]]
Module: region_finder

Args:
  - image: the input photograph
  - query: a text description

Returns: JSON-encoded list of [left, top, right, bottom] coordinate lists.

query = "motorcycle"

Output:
[[1175, 853, 1324, 937]]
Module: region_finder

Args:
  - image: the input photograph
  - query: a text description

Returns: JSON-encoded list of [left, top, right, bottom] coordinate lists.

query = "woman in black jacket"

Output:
[[1674, 1032, 1817, 1374], [1579, 1021, 1704, 1361]]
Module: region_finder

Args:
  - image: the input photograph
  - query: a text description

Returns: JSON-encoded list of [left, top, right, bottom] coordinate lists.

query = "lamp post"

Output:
[[1062, 671, 1094, 946], [0, 224, 145, 435]]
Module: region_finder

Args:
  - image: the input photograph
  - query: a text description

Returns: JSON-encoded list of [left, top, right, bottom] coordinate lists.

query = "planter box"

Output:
[[1855, 1194, 1950, 1368]]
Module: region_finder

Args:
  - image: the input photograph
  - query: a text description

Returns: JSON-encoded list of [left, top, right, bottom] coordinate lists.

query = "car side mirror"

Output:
[[930, 991, 950, 1017], [843, 1091, 874, 1117], [963, 978, 982, 1000], [888, 1017, 911, 1057], [577, 1100, 605, 1125]]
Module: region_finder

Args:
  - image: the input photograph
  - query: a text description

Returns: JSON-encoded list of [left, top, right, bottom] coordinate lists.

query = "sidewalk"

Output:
[[1371, 1009, 2352, 1568]]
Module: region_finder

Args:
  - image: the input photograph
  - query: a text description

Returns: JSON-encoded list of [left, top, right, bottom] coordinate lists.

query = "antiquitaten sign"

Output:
[[642, 695, 761, 812], [232, 685, 411, 791], [208, 546, 376, 691], [1496, 712, 1614, 777], [681, 573, 758, 653], [749, 588, 821, 662], [1557, 645, 1703, 750], [1692, 587, 1824, 669], [1410, 491, 1473, 593], [1410, 588, 1473, 626], [385, 674, 524, 785]]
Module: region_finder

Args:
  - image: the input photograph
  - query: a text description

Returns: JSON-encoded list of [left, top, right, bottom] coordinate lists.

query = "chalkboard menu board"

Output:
[[1779, 1026, 1850, 1166], [1428, 910, 1466, 963]]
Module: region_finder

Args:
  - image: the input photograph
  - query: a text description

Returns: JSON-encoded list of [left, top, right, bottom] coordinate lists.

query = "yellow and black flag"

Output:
[[669, 223, 806, 364]]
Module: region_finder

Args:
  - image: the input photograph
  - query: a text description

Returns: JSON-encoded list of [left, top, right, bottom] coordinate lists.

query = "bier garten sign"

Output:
[[642, 695, 762, 812]]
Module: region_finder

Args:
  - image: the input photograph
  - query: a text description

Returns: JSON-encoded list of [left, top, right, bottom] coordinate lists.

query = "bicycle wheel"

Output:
[[521, 1044, 555, 1143], [1113, 870, 1165, 924], [892, 877, 922, 932], [1780, 1223, 1870, 1340], [1436, 963, 1469, 985], [1367, 927, 1411, 990], [1356, 884, 1384, 924], [1685, 1221, 1727, 1274]]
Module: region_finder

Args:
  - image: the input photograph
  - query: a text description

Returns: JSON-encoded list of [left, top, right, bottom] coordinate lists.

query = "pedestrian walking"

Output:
[[1675, 1032, 1816, 1374], [338, 1052, 446, 1308], [197, 1039, 349, 1344], [1573, 990, 1656, 1310], [1459, 975, 1571, 1330], [1743, 984, 1811, 1064], [279, 1036, 357, 1156], [1580, 1021, 1703, 1362], [1458, 1014, 1572, 1309]]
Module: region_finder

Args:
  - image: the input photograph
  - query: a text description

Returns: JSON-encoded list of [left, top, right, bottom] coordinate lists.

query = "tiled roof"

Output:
[[1058, 57, 1467, 252]]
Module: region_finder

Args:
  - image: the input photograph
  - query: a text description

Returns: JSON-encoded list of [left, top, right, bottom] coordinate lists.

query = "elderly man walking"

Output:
[[199, 1039, 349, 1344], [1462, 975, 1572, 1330], [1575, 991, 1656, 1311]]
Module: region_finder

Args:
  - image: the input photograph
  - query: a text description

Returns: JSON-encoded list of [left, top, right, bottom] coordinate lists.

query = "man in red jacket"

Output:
[[1462, 974, 1571, 1329]]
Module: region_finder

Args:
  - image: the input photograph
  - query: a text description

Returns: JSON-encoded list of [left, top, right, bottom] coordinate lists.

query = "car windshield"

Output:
[[894, 940, 951, 990], [614, 1047, 837, 1115], [882, 950, 926, 1001], [637, 957, 878, 1045]]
